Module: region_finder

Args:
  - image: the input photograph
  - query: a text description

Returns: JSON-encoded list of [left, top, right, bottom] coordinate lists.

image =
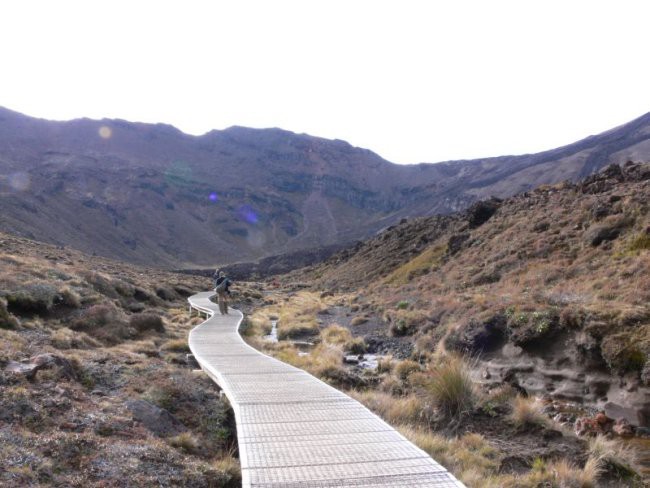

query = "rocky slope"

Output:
[[293, 162, 650, 430], [0, 231, 265, 486], [1, 107, 650, 268]]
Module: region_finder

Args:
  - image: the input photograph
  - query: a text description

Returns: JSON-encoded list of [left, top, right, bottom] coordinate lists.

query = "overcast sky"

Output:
[[1, 1, 649, 164]]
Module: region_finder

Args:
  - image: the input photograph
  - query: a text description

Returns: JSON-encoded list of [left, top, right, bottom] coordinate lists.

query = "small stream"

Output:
[[263, 320, 278, 343], [262, 320, 383, 369]]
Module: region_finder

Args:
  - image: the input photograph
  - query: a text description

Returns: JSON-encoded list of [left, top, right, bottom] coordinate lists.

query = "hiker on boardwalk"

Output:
[[214, 271, 232, 315]]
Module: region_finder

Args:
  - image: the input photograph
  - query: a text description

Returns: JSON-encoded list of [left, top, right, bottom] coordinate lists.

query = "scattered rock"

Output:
[[5, 353, 76, 381], [585, 216, 634, 246], [498, 455, 530, 475], [613, 418, 634, 438], [533, 221, 550, 232], [447, 233, 470, 255], [575, 416, 605, 437]]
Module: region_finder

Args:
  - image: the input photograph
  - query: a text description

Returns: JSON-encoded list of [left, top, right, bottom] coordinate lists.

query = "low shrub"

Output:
[[81, 271, 119, 298], [156, 287, 179, 301], [396, 300, 409, 310], [0, 298, 19, 329], [5, 282, 58, 314], [130, 313, 165, 333], [71, 304, 123, 331], [58, 287, 81, 308], [69, 304, 130, 344]]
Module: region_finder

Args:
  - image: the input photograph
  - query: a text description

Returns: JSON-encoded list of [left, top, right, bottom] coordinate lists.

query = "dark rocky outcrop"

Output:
[[125, 399, 187, 437]]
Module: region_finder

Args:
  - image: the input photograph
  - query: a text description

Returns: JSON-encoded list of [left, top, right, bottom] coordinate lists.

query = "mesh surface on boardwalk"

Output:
[[188, 292, 465, 488]]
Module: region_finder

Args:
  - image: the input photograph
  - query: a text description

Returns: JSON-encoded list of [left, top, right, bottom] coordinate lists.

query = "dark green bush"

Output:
[[130, 313, 165, 333]]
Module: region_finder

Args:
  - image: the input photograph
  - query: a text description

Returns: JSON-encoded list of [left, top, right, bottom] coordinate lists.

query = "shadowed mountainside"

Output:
[[1, 106, 650, 268]]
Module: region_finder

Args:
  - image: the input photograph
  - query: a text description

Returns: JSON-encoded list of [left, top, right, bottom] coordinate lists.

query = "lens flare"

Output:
[[98, 126, 112, 139], [209, 192, 218, 202], [8, 172, 30, 191], [238, 205, 258, 224]]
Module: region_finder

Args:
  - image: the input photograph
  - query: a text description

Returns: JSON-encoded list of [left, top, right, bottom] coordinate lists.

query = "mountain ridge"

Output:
[[1, 106, 649, 267]]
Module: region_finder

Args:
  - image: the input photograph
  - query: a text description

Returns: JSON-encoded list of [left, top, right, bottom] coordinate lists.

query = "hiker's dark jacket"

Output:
[[215, 276, 232, 294]]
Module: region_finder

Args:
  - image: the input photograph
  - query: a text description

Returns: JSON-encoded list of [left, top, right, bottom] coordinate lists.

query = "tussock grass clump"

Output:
[[346, 337, 366, 354], [352, 391, 430, 425], [394, 359, 421, 381], [58, 287, 81, 308], [422, 355, 475, 419], [321, 325, 352, 345], [399, 427, 500, 485], [386, 309, 429, 336], [162, 338, 190, 352], [168, 432, 200, 454], [509, 395, 548, 428], [350, 315, 368, 326], [588, 435, 639, 479], [320, 325, 366, 354], [51, 327, 101, 349], [213, 455, 242, 484], [626, 232, 650, 253]]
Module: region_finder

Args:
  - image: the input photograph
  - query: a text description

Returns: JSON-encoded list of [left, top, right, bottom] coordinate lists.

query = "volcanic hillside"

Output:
[[1, 107, 650, 267], [294, 162, 650, 427]]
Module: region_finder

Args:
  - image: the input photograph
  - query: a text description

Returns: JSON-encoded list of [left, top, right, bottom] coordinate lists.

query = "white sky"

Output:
[[1, 0, 649, 164]]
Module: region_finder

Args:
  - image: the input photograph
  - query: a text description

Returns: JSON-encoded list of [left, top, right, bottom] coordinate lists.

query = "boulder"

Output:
[[5, 353, 76, 381], [465, 198, 501, 228], [125, 399, 187, 437], [447, 233, 470, 255]]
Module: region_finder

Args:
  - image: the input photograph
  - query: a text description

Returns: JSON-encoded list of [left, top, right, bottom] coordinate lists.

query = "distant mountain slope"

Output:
[[0, 107, 649, 267]]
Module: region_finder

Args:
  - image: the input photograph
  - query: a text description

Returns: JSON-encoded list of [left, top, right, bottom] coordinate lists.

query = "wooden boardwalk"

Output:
[[188, 292, 465, 487]]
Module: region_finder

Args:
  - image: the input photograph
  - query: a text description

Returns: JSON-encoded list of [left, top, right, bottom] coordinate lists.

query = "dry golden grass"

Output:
[[385, 244, 446, 285], [353, 390, 432, 424], [399, 427, 501, 485], [167, 432, 200, 454], [320, 324, 352, 345], [161, 338, 190, 353], [588, 435, 639, 478], [213, 454, 242, 482], [51, 327, 101, 349], [509, 395, 548, 428], [422, 355, 475, 419]]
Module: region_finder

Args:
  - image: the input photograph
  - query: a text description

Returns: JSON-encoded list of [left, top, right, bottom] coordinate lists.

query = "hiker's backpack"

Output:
[[215, 278, 228, 293]]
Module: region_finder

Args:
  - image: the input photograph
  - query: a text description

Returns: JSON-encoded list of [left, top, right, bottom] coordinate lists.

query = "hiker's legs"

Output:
[[218, 293, 226, 314], [223, 295, 229, 314]]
